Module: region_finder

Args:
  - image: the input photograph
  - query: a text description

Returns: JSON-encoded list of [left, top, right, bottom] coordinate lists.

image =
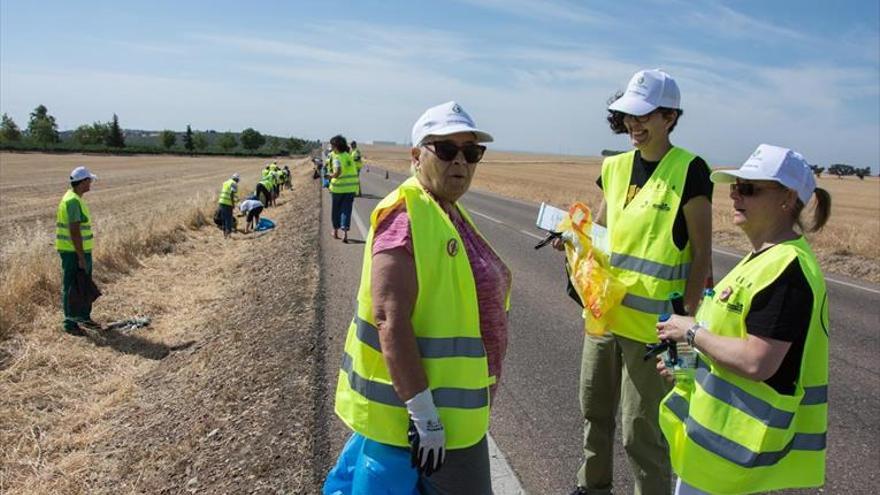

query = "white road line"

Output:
[[352, 203, 368, 239], [488, 433, 527, 494], [470, 210, 503, 224], [519, 229, 545, 241]]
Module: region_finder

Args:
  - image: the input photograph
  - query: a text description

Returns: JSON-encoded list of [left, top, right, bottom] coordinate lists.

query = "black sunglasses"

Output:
[[424, 141, 486, 164], [622, 110, 657, 124], [730, 182, 782, 197]]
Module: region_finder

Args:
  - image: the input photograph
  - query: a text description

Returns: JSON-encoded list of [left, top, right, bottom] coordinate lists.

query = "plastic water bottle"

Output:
[[658, 312, 696, 388]]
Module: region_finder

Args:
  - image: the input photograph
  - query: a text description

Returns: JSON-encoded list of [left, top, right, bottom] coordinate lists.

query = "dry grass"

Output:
[[0, 152, 286, 340], [362, 144, 880, 283], [1, 158, 321, 493]]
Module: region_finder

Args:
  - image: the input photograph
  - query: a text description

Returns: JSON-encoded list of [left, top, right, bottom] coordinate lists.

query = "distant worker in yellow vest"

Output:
[[351, 140, 363, 196], [558, 69, 713, 495], [324, 101, 510, 494], [56, 166, 100, 335], [217, 173, 240, 238], [327, 135, 360, 242], [270, 162, 282, 200], [656, 144, 831, 495]]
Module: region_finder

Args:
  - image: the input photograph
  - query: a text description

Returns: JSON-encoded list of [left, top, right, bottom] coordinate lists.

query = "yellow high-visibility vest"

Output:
[[334, 177, 510, 449], [660, 237, 829, 494], [352, 149, 363, 171], [56, 189, 93, 252], [329, 151, 360, 194], [602, 147, 700, 343], [218, 178, 236, 206]]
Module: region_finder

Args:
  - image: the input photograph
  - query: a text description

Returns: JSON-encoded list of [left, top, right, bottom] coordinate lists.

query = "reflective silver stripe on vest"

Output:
[[355, 317, 485, 359], [621, 293, 672, 314], [611, 252, 690, 281], [696, 360, 828, 424], [802, 385, 828, 405], [341, 352, 488, 409], [696, 360, 793, 428], [665, 393, 826, 468], [56, 234, 93, 241]]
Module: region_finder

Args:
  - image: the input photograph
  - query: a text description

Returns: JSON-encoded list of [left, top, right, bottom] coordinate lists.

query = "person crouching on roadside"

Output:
[[239, 197, 265, 233], [56, 166, 100, 335], [656, 144, 831, 495], [217, 173, 240, 239], [323, 101, 510, 495]]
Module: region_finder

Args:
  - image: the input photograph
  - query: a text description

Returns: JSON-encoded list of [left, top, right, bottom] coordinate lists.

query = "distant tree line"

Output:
[[0, 104, 320, 157], [810, 163, 873, 180]]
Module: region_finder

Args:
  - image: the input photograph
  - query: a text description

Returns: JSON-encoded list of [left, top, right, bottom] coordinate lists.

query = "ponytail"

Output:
[[795, 187, 831, 233]]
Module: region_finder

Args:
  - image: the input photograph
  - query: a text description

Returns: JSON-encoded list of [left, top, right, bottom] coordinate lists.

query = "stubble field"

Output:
[[0, 152, 325, 493], [362, 144, 880, 283]]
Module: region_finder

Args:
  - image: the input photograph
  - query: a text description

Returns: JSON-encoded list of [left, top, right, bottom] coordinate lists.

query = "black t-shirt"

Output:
[[597, 150, 712, 250], [743, 249, 813, 395]]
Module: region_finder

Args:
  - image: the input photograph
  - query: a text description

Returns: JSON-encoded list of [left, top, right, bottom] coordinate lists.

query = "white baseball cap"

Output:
[[711, 144, 817, 204], [608, 69, 681, 116], [231, 172, 241, 181], [70, 166, 97, 182], [411, 101, 493, 147]]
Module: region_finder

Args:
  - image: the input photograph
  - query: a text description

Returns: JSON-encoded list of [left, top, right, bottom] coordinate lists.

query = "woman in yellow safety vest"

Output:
[[656, 144, 831, 495], [324, 101, 511, 495], [327, 134, 359, 242]]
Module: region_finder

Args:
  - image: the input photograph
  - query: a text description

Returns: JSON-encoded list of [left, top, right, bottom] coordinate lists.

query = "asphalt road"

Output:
[[317, 166, 880, 494]]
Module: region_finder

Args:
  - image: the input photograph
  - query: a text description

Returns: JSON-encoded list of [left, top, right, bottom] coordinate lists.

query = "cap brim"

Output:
[[710, 168, 773, 184], [422, 124, 494, 144], [608, 96, 657, 116]]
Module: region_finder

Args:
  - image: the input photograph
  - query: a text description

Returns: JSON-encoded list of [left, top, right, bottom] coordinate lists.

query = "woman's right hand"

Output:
[[656, 356, 674, 384], [551, 237, 565, 251]]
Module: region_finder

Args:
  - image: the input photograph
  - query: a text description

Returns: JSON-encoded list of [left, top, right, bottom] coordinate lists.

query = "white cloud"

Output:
[[681, 1, 808, 41], [454, 0, 615, 25]]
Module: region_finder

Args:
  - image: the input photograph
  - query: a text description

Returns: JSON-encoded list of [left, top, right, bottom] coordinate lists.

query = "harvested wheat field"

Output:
[[1, 153, 324, 493], [363, 144, 880, 283]]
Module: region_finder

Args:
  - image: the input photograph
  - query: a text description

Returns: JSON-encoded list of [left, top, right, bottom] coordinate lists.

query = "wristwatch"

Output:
[[686, 323, 703, 347]]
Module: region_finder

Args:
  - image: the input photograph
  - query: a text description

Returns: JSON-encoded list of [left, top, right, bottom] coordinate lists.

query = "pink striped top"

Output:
[[372, 204, 512, 397]]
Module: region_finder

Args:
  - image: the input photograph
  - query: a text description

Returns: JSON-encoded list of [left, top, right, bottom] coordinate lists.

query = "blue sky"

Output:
[[2, 0, 878, 169]]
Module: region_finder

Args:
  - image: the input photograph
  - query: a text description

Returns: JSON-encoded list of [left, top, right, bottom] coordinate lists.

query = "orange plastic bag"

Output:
[[556, 202, 626, 336]]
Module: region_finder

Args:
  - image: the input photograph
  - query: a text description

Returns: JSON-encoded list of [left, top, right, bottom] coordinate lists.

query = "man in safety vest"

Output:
[[217, 173, 240, 238], [563, 69, 713, 495], [351, 140, 363, 196], [56, 166, 100, 335]]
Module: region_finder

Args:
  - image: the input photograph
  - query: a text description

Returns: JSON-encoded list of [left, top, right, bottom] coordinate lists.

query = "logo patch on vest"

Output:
[[446, 239, 459, 257], [719, 286, 733, 301], [652, 202, 671, 211]]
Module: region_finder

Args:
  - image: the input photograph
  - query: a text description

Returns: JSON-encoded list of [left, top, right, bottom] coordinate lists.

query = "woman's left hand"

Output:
[[656, 315, 695, 343]]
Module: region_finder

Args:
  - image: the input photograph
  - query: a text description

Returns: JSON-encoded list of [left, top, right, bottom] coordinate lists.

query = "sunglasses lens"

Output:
[[432, 141, 459, 161], [430, 142, 485, 163], [731, 183, 755, 196], [462, 145, 485, 164]]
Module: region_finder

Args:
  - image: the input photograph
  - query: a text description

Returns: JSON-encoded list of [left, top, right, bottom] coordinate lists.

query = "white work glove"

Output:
[[405, 388, 446, 476]]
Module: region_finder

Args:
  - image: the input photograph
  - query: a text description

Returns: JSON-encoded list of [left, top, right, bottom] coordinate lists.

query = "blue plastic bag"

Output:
[[255, 218, 275, 231], [323, 433, 419, 495]]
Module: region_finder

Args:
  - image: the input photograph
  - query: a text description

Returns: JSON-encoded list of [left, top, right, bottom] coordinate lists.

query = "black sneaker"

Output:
[[569, 488, 589, 495], [63, 325, 86, 337]]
